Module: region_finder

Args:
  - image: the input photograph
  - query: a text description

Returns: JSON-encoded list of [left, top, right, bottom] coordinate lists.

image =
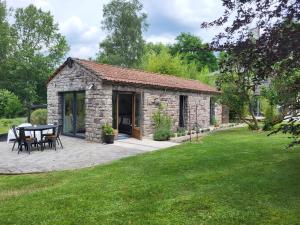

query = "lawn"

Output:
[[1, 128, 300, 225], [0, 117, 27, 134]]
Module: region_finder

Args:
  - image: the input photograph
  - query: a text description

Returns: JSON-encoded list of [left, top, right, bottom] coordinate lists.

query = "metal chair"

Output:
[[45, 125, 63, 150], [18, 127, 38, 154], [11, 125, 20, 151]]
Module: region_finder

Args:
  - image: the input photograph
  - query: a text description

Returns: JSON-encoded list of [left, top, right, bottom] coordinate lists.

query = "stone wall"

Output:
[[142, 89, 212, 136], [47, 61, 112, 142]]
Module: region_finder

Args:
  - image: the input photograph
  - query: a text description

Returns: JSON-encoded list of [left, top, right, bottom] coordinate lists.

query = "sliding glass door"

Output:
[[63, 92, 85, 137]]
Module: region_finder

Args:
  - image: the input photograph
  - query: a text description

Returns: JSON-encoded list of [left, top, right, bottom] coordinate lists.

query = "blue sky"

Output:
[[6, 0, 225, 59]]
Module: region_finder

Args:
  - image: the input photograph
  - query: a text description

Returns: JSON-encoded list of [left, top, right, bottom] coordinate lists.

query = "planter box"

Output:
[[0, 133, 8, 142]]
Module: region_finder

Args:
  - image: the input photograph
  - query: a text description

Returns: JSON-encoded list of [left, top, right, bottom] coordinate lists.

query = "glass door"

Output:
[[63, 93, 74, 135], [75, 92, 85, 137], [63, 92, 85, 137]]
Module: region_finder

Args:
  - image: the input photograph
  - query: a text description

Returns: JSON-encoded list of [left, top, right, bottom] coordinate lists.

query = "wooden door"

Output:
[[132, 93, 142, 139]]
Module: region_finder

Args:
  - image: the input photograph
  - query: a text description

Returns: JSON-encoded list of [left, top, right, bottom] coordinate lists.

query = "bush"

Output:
[[0, 89, 23, 118], [153, 127, 172, 141], [30, 109, 47, 125], [102, 123, 114, 135], [152, 104, 173, 141], [263, 104, 277, 131], [176, 127, 186, 137]]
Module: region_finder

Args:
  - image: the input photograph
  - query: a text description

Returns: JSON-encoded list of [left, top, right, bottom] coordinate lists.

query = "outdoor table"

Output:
[[19, 125, 56, 150]]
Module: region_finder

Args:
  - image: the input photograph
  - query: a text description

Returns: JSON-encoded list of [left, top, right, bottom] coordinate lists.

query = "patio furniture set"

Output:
[[9, 123, 63, 154]]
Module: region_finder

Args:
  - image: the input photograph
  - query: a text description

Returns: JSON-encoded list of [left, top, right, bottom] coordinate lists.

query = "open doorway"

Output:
[[112, 91, 142, 139]]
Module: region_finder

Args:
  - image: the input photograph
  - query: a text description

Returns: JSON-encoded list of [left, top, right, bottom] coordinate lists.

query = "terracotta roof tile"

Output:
[[49, 57, 219, 94]]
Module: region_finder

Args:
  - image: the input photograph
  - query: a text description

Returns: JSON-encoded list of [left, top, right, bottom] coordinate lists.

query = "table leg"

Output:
[[40, 130, 44, 150], [33, 131, 37, 147]]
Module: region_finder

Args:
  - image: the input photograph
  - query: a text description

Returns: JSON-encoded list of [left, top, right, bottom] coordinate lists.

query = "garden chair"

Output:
[[18, 127, 38, 154], [11, 125, 31, 151], [45, 125, 63, 150]]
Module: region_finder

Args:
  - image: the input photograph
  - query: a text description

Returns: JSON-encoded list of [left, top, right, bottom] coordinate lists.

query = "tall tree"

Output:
[[0, 1, 10, 63], [170, 33, 218, 72], [1, 4, 69, 107], [203, 0, 300, 143], [97, 0, 148, 67]]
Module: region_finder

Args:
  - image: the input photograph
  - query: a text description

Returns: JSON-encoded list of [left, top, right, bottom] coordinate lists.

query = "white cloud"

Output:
[[59, 16, 104, 58], [145, 33, 176, 44]]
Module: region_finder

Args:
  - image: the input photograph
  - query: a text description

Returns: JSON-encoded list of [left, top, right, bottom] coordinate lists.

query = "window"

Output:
[[179, 95, 188, 128]]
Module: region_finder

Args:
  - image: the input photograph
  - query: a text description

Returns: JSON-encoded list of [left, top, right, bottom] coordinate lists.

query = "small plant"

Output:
[[153, 128, 172, 141], [102, 123, 114, 135], [30, 109, 47, 125], [102, 123, 114, 144], [152, 104, 173, 141], [176, 127, 186, 137]]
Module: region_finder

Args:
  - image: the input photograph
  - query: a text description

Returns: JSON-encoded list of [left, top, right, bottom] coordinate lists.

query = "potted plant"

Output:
[[102, 123, 114, 144]]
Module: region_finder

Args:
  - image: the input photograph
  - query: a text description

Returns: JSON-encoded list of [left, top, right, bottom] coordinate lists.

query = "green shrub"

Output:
[[30, 109, 48, 125], [152, 104, 173, 141], [102, 123, 114, 135], [176, 127, 186, 136], [153, 127, 172, 141], [263, 104, 277, 131], [0, 89, 23, 118]]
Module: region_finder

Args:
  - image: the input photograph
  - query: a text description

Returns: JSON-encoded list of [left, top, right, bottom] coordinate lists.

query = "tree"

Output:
[[203, 0, 300, 142], [141, 45, 216, 86], [0, 89, 22, 118], [97, 0, 148, 67], [170, 33, 218, 72], [0, 1, 10, 63], [0, 4, 69, 107]]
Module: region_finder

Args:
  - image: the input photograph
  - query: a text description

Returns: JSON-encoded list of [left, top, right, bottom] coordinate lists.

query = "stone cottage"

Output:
[[47, 57, 229, 142]]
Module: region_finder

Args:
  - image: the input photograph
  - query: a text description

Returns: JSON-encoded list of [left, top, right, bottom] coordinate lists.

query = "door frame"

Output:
[[113, 91, 142, 139], [62, 91, 85, 138], [132, 93, 142, 139]]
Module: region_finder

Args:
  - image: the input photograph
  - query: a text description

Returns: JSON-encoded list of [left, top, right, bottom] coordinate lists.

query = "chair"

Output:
[[45, 125, 63, 150], [11, 125, 21, 151], [11, 125, 31, 151], [18, 127, 38, 154], [41, 122, 57, 140]]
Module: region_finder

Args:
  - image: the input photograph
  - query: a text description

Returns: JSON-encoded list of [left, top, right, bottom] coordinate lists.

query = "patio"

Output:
[[0, 136, 178, 174]]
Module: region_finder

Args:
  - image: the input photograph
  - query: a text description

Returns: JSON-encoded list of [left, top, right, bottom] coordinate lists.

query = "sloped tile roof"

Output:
[[48, 57, 219, 94]]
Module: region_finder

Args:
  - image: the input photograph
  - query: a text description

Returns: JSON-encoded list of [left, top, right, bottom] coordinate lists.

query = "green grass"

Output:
[[1, 128, 300, 224], [0, 117, 26, 134]]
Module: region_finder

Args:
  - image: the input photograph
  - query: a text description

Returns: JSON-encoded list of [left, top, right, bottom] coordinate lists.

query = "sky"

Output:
[[6, 0, 225, 59]]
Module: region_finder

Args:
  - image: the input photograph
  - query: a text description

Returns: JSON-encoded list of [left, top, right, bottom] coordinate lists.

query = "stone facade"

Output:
[[47, 61, 229, 142]]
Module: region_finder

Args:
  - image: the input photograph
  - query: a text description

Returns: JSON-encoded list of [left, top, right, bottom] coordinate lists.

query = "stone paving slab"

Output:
[[0, 136, 178, 174]]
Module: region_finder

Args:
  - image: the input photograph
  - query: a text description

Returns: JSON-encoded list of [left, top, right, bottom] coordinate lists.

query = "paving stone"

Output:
[[0, 136, 178, 174]]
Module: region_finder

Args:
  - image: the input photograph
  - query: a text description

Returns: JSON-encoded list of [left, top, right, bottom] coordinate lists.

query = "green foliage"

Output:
[[0, 89, 23, 118], [141, 46, 216, 86], [152, 104, 173, 141], [217, 53, 259, 130], [0, 4, 69, 106], [176, 127, 186, 137], [153, 127, 172, 141], [102, 123, 114, 135], [97, 0, 148, 67], [0, 117, 26, 134], [170, 33, 218, 71], [263, 104, 277, 131], [30, 109, 47, 125], [0, 1, 10, 64]]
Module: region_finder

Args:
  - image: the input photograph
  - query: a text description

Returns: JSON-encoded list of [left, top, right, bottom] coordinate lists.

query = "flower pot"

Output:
[[104, 134, 114, 144]]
